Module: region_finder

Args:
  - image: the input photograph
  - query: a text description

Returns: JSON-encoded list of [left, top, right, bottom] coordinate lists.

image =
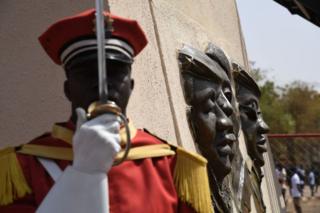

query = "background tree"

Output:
[[249, 63, 320, 168]]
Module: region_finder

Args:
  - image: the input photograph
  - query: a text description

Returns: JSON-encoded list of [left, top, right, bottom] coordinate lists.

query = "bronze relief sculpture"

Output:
[[178, 44, 236, 212], [234, 65, 270, 171], [205, 44, 250, 213], [233, 63, 270, 212]]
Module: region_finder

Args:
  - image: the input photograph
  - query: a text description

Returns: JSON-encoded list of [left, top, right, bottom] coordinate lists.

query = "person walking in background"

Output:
[[297, 165, 305, 197], [308, 168, 316, 197], [291, 167, 302, 213], [276, 163, 287, 202], [315, 168, 320, 193]]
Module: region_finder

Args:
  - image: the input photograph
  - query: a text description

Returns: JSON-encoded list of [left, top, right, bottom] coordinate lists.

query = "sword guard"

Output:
[[87, 101, 121, 118], [86, 101, 131, 166]]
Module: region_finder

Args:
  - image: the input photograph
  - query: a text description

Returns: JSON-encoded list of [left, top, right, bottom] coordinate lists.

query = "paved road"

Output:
[[286, 186, 320, 213]]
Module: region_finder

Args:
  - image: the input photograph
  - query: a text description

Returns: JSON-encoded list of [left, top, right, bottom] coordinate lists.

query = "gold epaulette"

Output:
[[173, 146, 213, 213], [143, 129, 213, 213], [0, 147, 31, 205]]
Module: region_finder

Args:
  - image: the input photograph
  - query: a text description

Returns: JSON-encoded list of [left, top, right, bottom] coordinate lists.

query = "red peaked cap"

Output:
[[39, 8, 148, 65]]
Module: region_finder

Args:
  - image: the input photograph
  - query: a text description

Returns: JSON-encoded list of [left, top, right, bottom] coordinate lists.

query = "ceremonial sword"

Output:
[[87, 0, 131, 165], [96, 0, 108, 104]]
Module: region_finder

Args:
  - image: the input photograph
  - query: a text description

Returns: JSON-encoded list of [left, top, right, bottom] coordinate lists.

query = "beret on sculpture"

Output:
[[205, 42, 232, 77], [39, 8, 148, 65], [233, 62, 261, 97], [178, 44, 229, 82]]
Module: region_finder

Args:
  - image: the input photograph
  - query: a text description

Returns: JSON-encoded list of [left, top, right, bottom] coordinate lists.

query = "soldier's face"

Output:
[[186, 72, 236, 178], [237, 87, 269, 167], [64, 52, 133, 116]]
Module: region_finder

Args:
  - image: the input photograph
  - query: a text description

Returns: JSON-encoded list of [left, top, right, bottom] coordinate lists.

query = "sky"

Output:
[[236, 0, 320, 90]]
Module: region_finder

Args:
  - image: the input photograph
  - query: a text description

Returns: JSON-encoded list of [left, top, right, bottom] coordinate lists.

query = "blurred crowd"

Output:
[[275, 163, 319, 213]]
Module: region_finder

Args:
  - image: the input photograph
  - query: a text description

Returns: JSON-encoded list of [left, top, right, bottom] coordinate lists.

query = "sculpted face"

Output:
[[237, 86, 269, 167], [190, 76, 235, 176], [64, 51, 134, 122], [179, 46, 236, 180]]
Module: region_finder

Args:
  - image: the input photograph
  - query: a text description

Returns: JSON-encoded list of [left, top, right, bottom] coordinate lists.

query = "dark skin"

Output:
[[185, 71, 236, 181], [63, 51, 134, 124], [237, 86, 269, 168]]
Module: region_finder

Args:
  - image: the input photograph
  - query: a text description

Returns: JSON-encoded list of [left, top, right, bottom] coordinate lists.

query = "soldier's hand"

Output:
[[72, 108, 121, 174]]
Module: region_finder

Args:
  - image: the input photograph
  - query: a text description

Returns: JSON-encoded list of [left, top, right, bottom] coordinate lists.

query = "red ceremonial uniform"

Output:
[[0, 122, 196, 213]]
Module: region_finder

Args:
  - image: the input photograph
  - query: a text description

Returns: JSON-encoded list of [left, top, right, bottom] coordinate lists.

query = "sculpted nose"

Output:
[[216, 93, 234, 131], [257, 117, 270, 134], [216, 108, 233, 132]]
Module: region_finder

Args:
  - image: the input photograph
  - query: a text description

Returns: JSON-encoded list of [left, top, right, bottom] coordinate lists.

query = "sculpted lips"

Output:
[[256, 136, 267, 153], [216, 133, 236, 156]]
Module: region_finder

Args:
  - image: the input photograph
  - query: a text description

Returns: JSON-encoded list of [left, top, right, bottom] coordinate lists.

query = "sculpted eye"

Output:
[[239, 103, 258, 120], [246, 101, 258, 111], [225, 91, 232, 103], [222, 86, 232, 102]]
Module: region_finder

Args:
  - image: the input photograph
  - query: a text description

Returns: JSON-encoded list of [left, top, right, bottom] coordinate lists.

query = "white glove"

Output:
[[37, 108, 119, 213], [72, 108, 121, 174]]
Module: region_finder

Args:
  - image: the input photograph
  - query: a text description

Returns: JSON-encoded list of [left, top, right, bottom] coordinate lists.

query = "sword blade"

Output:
[[95, 0, 108, 103]]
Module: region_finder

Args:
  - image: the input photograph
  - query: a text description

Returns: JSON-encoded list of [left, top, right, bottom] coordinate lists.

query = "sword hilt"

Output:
[[87, 101, 121, 118], [87, 101, 131, 166]]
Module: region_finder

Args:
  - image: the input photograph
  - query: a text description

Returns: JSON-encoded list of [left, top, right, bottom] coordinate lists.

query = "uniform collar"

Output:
[[51, 119, 137, 145]]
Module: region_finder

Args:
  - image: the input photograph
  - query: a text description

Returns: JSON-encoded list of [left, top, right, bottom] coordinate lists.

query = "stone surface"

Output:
[[110, 0, 177, 145], [0, 0, 96, 147]]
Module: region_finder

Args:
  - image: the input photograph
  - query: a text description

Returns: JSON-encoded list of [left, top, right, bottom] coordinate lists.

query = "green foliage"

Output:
[[249, 63, 320, 165], [250, 63, 320, 134], [259, 80, 295, 133]]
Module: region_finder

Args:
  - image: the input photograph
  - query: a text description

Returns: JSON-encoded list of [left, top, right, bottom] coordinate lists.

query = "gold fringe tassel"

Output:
[[174, 147, 213, 213], [0, 148, 31, 205]]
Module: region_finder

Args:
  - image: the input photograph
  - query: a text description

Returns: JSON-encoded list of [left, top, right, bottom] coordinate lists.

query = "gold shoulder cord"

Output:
[[173, 146, 214, 213], [0, 147, 31, 205], [142, 129, 214, 213], [15, 124, 175, 162]]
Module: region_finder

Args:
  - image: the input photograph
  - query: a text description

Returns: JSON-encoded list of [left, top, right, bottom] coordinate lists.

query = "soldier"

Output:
[[0, 9, 212, 213], [233, 65, 270, 212], [178, 44, 236, 213]]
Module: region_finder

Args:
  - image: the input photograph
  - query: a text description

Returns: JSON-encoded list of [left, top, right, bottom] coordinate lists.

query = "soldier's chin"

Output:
[[255, 154, 265, 167], [201, 150, 231, 179], [218, 154, 232, 173], [217, 146, 233, 172], [107, 96, 124, 110], [257, 143, 267, 153], [85, 98, 100, 109]]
